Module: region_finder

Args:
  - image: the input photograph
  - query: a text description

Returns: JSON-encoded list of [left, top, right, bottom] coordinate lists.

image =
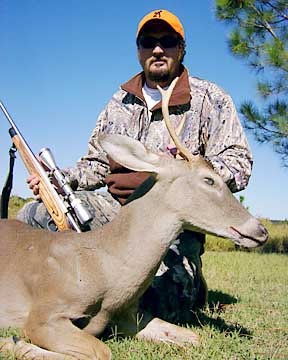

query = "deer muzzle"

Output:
[[230, 219, 269, 248]]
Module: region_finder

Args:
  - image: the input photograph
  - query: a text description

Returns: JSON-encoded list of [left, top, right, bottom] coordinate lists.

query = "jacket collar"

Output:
[[121, 66, 191, 111]]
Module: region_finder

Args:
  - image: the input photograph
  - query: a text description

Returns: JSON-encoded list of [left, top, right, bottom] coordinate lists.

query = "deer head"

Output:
[[99, 133, 267, 248], [99, 77, 268, 248]]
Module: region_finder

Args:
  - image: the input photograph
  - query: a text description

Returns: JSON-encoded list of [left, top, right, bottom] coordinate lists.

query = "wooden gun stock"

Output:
[[10, 130, 71, 231], [1, 102, 72, 231]]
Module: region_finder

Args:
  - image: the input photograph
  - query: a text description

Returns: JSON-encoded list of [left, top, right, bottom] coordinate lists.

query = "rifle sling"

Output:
[[1, 143, 17, 219]]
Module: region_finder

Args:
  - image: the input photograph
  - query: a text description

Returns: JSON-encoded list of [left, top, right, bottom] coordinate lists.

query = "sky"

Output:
[[0, 0, 287, 220]]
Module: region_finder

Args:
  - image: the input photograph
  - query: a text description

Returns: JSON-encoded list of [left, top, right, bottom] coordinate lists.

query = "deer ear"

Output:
[[99, 134, 161, 173]]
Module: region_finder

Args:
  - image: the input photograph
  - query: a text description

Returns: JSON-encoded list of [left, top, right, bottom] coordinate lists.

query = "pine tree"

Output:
[[215, 0, 288, 166]]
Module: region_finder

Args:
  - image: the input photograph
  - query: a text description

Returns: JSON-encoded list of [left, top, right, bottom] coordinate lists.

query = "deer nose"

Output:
[[259, 224, 269, 243]]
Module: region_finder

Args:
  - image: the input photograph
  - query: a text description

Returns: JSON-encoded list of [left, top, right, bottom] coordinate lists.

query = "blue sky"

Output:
[[0, 0, 287, 220]]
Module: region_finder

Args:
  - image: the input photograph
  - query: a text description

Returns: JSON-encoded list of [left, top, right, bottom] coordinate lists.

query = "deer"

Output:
[[0, 78, 268, 360]]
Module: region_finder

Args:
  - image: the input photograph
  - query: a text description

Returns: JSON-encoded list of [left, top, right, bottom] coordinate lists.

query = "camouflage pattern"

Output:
[[63, 69, 252, 193], [17, 190, 121, 231]]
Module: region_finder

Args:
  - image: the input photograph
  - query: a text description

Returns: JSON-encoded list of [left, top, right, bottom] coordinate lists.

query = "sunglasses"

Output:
[[138, 36, 180, 49]]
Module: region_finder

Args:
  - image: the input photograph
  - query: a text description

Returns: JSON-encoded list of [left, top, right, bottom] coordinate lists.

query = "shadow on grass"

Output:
[[193, 310, 253, 338], [207, 289, 238, 308], [140, 286, 252, 338], [100, 289, 252, 344], [190, 289, 253, 338]]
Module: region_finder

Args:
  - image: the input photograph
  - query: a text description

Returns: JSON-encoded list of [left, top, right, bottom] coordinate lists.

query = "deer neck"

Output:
[[85, 180, 183, 272], [125, 195, 181, 254]]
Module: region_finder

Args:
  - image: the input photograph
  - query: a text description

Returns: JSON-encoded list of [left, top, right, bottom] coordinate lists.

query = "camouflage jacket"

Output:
[[64, 66, 253, 193]]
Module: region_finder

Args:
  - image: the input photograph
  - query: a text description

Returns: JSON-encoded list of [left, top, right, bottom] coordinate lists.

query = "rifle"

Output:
[[0, 101, 93, 232]]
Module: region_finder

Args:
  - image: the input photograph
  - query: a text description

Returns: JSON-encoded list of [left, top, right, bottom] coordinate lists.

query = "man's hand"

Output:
[[27, 174, 41, 200], [26, 155, 64, 200]]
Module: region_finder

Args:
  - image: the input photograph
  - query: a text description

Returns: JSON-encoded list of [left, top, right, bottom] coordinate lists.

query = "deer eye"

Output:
[[204, 177, 214, 186]]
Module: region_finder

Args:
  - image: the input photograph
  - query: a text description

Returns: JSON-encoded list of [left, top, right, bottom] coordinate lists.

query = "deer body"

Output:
[[0, 81, 268, 359], [0, 194, 178, 331], [0, 135, 268, 360]]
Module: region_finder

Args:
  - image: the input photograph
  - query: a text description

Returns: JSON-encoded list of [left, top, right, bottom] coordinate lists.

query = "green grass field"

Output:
[[1, 251, 287, 359]]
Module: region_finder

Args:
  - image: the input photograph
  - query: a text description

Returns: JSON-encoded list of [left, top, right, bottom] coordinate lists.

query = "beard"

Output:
[[145, 59, 172, 83], [146, 68, 170, 83]]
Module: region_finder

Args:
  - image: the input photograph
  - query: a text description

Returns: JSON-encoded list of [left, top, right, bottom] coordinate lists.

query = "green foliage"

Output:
[[5, 195, 33, 219], [258, 218, 288, 252], [215, 0, 288, 166]]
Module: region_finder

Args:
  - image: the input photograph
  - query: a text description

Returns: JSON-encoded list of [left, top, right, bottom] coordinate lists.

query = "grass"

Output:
[[1, 251, 287, 359], [1, 197, 288, 358], [105, 251, 288, 359]]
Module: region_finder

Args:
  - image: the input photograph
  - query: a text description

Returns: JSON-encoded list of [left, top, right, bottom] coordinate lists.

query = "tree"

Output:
[[215, 0, 288, 166]]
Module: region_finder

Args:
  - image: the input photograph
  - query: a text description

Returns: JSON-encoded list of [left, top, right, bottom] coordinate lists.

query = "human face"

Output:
[[137, 23, 184, 89]]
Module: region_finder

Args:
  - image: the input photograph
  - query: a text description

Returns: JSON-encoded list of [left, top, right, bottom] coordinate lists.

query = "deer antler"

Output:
[[157, 77, 194, 162], [166, 112, 187, 158]]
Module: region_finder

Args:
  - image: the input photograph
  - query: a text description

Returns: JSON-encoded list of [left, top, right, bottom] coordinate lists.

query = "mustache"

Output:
[[150, 56, 167, 63]]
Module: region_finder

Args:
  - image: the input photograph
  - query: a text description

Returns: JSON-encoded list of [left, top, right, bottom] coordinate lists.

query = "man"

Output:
[[18, 9, 253, 323]]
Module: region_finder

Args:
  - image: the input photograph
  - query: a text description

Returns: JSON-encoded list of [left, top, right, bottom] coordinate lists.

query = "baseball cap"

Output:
[[136, 9, 185, 40]]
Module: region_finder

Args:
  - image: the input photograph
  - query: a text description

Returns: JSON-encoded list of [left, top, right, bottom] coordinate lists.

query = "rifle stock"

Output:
[[1, 101, 85, 232], [9, 129, 71, 231]]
